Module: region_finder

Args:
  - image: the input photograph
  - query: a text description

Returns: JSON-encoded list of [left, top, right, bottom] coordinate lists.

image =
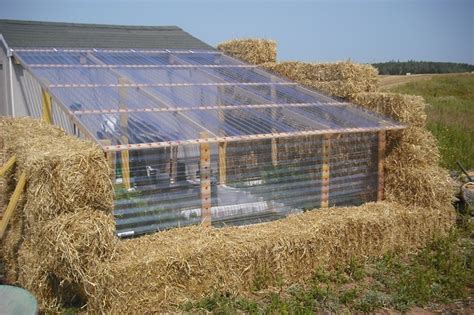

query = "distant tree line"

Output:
[[372, 60, 474, 75]]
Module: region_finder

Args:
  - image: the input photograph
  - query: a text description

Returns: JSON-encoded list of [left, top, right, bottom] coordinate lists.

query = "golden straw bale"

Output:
[[0, 193, 26, 283], [350, 92, 427, 128], [2, 117, 113, 224], [33, 208, 117, 284], [260, 61, 379, 98], [86, 202, 454, 313], [0, 117, 115, 312], [15, 208, 117, 308], [218, 39, 277, 64], [385, 165, 453, 209], [17, 240, 61, 311], [386, 126, 440, 167]]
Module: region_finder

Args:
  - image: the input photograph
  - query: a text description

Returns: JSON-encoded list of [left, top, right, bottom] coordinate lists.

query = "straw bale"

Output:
[[86, 201, 454, 313], [260, 61, 378, 98], [17, 240, 61, 311], [385, 165, 452, 209], [218, 39, 277, 64], [350, 92, 427, 128], [386, 126, 440, 167], [0, 117, 115, 311], [33, 208, 117, 283], [383, 126, 451, 208], [0, 193, 26, 283], [2, 117, 113, 224], [17, 208, 117, 308]]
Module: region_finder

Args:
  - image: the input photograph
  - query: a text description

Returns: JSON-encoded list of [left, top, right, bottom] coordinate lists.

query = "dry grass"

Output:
[[218, 39, 277, 65]]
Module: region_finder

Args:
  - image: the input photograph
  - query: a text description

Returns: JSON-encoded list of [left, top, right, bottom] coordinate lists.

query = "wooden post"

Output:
[[377, 131, 386, 201], [118, 78, 131, 190], [41, 88, 53, 124], [321, 134, 331, 208], [200, 132, 211, 226], [218, 142, 227, 185], [170, 145, 178, 184], [120, 137, 131, 190], [270, 76, 278, 167], [217, 85, 227, 185], [0, 156, 16, 177], [0, 171, 26, 239]]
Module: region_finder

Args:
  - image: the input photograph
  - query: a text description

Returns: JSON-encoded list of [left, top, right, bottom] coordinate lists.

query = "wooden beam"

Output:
[[170, 145, 178, 184], [377, 131, 386, 201], [41, 88, 53, 124], [47, 82, 297, 89], [321, 134, 331, 208], [102, 125, 405, 152], [200, 132, 211, 226], [270, 76, 278, 167], [219, 142, 227, 185], [29, 64, 257, 69], [71, 102, 351, 115], [120, 137, 131, 190], [0, 172, 26, 239], [0, 156, 16, 177]]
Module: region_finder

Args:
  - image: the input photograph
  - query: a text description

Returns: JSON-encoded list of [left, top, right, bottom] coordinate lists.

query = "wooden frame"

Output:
[[47, 82, 297, 89], [321, 134, 331, 208], [71, 102, 350, 115], [102, 126, 404, 152], [200, 132, 211, 226], [41, 88, 53, 124], [0, 171, 26, 239], [377, 131, 386, 201], [0, 156, 16, 177]]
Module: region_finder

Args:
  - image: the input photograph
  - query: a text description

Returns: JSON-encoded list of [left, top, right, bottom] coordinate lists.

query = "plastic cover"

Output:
[[13, 48, 403, 236]]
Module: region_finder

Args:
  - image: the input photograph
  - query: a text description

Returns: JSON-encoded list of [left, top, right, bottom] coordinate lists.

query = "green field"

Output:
[[389, 74, 474, 170]]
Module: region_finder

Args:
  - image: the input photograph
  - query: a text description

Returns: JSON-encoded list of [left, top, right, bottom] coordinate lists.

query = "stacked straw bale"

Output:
[[0, 117, 115, 310], [217, 38, 378, 97], [261, 61, 379, 98], [85, 202, 453, 313], [350, 93, 452, 209], [217, 39, 277, 64]]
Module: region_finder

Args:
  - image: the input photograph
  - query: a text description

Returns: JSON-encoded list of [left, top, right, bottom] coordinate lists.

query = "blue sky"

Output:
[[0, 0, 472, 64]]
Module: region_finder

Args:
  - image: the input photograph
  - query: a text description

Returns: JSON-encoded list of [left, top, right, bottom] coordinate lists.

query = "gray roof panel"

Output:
[[0, 19, 214, 50]]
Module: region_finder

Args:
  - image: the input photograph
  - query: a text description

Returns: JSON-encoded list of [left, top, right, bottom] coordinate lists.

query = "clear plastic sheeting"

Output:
[[12, 48, 404, 237]]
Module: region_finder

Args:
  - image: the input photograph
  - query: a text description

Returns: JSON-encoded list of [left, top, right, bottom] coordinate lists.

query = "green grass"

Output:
[[389, 74, 474, 170], [182, 224, 473, 314]]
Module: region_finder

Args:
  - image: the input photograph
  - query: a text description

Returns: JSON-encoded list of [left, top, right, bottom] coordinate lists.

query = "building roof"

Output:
[[14, 47, 404, 151], [0, 19, 214, 50]]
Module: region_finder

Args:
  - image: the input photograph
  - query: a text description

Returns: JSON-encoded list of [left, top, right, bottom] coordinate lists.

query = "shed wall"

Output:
[[114, 132, 379, 236]]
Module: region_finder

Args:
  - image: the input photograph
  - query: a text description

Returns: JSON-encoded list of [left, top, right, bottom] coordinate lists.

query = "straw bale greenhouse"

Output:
[[0, 20, 404, 237]]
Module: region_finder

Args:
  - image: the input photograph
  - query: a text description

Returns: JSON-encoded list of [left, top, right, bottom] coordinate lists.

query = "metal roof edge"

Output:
[[0, 19, 182, 31]]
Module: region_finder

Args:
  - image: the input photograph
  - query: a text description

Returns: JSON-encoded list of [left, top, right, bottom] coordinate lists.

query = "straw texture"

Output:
[[86, 202, 454, 313], [261, 61, 379, 98], [0, 117, 114, 309], [218, 39, 277, 64]]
